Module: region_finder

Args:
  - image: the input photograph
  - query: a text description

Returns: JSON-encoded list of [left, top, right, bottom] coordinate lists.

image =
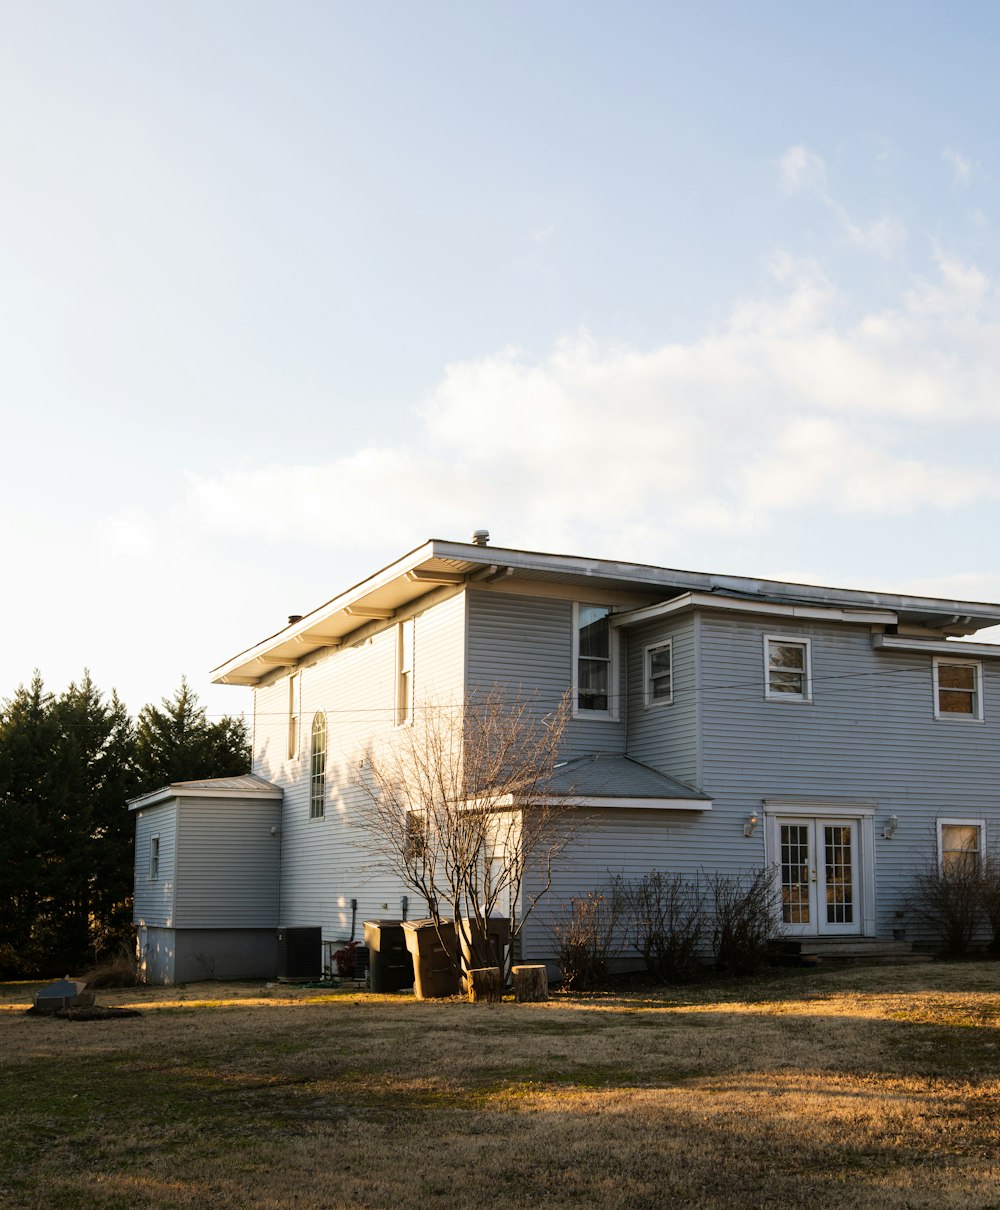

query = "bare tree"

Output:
[[355, 686, 574, 981]]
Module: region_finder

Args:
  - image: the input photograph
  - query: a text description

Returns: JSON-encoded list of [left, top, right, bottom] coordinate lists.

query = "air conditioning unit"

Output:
[[276, 927, 322, 981]]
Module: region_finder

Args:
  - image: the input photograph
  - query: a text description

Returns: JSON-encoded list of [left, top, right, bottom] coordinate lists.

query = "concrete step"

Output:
[[770, 937, 934, 965]]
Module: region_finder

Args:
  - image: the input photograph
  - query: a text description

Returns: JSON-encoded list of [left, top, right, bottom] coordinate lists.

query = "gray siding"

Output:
[[520, 807, 708, 964], [695, 611, 1000, 937], [174, 796, 280, 928], [625, 613, 699, 786], [466, 589, 626, 757], [133, 802, 176, 927]]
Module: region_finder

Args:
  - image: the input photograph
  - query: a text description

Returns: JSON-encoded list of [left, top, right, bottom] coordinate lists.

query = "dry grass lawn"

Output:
[[3, 962, 1000, 1208]]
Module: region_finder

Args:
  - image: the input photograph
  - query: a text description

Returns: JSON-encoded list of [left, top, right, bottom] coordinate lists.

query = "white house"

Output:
[[131, 535, 1000, 982]]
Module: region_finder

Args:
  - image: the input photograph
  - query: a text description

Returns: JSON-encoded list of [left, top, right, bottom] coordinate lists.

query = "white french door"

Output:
[[776, 817, 862, 936]]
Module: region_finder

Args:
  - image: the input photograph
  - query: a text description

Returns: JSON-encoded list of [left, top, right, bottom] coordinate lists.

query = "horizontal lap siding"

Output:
[[625, 615, 698, 786], [520, 808, 707, 963], [466, 590, 625, 756], [133, 802, 176, 927], [174, 797, 280, 928], [254, 593, 466, 942], [696, 611, 1000, 937]]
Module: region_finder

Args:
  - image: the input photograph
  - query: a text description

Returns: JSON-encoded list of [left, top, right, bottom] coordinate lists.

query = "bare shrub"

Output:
[[552, 888, 627, 990], [981, 855, 1000, 955], [355, 687, 575, 981], [710, 868, 781, 975], [83, 944, 140, 989], [911, 857, 986, 958], [622, 870, 705, 982]]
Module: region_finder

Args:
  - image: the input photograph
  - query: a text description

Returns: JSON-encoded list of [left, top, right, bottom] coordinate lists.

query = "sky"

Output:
[[3, 1, 1000, 720]]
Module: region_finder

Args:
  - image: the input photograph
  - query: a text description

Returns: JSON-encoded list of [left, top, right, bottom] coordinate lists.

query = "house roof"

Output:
[[128, 773, 282, 811], [211, 538, 1000, 686], [535, 754, 711, 811]]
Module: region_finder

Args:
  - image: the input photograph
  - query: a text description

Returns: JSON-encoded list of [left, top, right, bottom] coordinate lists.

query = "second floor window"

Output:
[[934, 658, 983, 721], [397, 618, 414, 726], [310, 712, 327, 819], [644, 640, 673, 706], [765, 637, 811, 702], [287, 672, 300, 759], [575, 603, 615, 716]]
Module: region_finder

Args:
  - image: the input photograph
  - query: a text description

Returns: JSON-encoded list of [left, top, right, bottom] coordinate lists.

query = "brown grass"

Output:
[[2, 962, 1000, 1208]]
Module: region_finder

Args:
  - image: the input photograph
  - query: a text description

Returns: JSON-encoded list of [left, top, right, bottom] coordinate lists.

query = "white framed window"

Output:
[[396, 618, 414, 727], [309, 712, 327, 819], [404, 810, 427, 868], [287, 672, 300, 759], [644, 640, 673, 707], [764, 636, 812, 702], [149, 835, 160, 880], [573, 602, 618, 718], [937, 818, 986, 872], [933, 658, 983, 721]]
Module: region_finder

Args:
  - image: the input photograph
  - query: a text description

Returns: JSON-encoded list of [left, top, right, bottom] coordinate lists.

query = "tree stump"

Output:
[[512, 964, 548, 1003], [467, 966, 503, 1004]]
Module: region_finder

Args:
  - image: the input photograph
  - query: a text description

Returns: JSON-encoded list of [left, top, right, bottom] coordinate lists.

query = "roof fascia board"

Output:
[[612, 592, 898, 629], [872, 634, 1000, 659], [429, 541, 1000, 622], [129, 785, 284, 811], [528, 795, 712, 810], [211, 537, 1000, 685], [211, 540, 440, 682]]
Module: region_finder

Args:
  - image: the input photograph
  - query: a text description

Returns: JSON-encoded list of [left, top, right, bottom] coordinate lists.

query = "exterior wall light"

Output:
[[744, 813, 759, 837], [883, 814, 900, 840]]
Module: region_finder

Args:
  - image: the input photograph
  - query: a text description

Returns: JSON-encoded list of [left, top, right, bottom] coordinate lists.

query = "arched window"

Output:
[[310, 712, 327, 819]]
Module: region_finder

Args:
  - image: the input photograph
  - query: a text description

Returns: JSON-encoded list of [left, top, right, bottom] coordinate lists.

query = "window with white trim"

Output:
[[933, 658, 983, 721], [396, 618, 414, 726], [644, 640, 673, 707], [764, 636, 812, 702], [309, 712, 327, 819], [404, 810, 427, 868], [287, 672, 300, 759], [937, 818, 985, 872], [149, 835, 160, 880], [573, 603, 617, 717]]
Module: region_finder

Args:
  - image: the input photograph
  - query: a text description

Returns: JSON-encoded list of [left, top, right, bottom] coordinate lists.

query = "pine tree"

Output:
[[0, 674, 63, 972], [134, 677, 249, 794], [0, 672, 249, 976]]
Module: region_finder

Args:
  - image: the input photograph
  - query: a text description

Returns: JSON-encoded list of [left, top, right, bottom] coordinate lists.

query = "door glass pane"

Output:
[[780, 824, 811, 924], [824, 825, 854, 924]]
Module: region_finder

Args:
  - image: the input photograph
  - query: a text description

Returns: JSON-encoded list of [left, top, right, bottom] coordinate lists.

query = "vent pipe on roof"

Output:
[[471, 529, 490, 546], [288, 614, 303, 625]]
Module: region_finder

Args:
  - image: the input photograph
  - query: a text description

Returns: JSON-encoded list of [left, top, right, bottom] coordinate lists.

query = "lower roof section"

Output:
[[529, 754, 712, 811], [128, 773, 283, 812]]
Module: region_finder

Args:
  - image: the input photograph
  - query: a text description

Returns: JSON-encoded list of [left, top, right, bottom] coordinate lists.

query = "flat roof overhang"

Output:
[[211, 539, 1000, 686]]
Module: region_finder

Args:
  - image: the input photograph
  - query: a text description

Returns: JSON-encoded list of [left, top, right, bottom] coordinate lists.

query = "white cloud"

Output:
[[779, 145, 828, 194], [943, 146, 976, 187], [102, 251, 1000, 571], [778, 145, 907, 260]]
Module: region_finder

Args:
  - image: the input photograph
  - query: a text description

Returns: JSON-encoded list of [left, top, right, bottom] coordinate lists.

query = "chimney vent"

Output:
[[288, 614, 303, 625], [471, 529, 490, 546]]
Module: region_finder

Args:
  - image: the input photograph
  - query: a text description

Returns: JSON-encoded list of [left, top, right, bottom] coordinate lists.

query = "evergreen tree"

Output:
[[52, 675, 138, 961], [134, 677, 249, 794], [0, 674, 58, 972], [0, 672, 249, 976]]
